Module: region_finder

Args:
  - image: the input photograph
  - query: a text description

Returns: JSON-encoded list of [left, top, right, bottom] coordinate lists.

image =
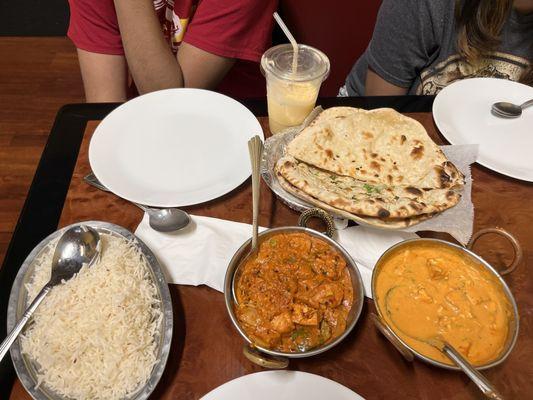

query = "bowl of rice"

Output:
[[7, 221, 173, 400]]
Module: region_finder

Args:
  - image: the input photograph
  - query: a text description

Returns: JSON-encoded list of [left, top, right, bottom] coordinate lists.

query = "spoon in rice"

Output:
[[0, 225, 101, 362]]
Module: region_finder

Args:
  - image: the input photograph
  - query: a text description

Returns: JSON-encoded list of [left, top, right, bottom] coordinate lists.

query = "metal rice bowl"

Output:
[[7, 221, 173, 400]]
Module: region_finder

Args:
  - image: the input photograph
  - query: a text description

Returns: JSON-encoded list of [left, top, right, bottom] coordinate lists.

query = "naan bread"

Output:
[[276, 171, 435, 229], [287, 108, 464, 189], [276, 156, 461, 218]]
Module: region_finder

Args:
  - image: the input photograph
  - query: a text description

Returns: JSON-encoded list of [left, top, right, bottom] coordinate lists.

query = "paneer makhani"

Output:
[[235, 232, 354, 353], [375, 242, 513, 366]]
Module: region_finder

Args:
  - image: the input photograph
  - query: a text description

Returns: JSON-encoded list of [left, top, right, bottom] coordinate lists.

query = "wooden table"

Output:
[[1, 97, 532, 399]]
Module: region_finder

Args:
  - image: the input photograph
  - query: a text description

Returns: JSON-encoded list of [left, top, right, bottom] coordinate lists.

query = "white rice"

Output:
[[20, 233, 162, 400]]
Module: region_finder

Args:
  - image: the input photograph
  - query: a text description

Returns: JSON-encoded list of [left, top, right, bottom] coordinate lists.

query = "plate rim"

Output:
[[7, 221, 173, 400], [88, 88, 264, 207], [200, 370, 364, 400], [433, 77, 533, 182]]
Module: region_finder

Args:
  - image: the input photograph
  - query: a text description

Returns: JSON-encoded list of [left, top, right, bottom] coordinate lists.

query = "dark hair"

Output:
[[455, 0, 532, 85]]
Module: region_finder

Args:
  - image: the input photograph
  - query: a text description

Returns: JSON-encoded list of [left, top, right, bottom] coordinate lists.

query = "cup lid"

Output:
[[261, 44, 330, 82]]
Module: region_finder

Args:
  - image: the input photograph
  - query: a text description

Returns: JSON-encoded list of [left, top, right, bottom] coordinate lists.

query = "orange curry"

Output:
[[235, 232, 354, 353], [375, 242, 512, 366]]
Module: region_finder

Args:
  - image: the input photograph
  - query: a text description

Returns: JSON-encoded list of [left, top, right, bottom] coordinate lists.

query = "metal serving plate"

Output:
[[7, 221, 173, 400]]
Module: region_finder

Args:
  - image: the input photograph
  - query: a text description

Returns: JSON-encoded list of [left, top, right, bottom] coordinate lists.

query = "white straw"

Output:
[[273, 12, 298, 74]]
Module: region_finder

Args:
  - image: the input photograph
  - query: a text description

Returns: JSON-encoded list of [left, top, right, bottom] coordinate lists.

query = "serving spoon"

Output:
[[491, 99, 533, 118], [385, 292, 504, 400], [84, 173, 190, 233], [0, 225, 101, 362], [248, 135, 263, 255], [231, 135, 264, 306]]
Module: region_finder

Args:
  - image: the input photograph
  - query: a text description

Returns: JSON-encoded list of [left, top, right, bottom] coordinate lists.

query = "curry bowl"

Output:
[[371, 228, 521, 371], [224, 209, 365, 368]]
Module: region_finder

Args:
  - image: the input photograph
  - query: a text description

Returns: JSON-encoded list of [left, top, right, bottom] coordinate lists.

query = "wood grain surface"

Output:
[[9, 114, 533, 399], [0, 37, 84, 267]]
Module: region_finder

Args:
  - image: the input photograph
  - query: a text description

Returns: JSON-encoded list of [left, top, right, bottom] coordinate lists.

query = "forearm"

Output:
[[113, 0, 183, 93]]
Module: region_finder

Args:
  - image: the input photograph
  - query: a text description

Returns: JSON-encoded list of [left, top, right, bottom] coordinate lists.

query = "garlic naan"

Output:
[[276, 156, 461, 218], [276, 171, 436, 229], [286, 108, 464, 189]]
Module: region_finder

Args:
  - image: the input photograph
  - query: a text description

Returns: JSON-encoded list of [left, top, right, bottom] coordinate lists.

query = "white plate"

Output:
[[433, 78, 533, 182], [201, 371, 364, 400], [89, 89, 263, 207]]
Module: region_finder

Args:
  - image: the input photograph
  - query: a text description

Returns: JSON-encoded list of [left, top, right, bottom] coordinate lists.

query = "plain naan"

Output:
[[286, 108, 464, 189]]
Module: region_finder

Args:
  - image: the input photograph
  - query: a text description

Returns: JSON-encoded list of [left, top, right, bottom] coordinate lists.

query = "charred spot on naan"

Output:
[[410, 144, 424, 160], [409, 202, 425, 213], [363, 131, 374, 139], [405, 187, 423, 196], [378, 208, 391, 218], [434, 165, 452, 188]]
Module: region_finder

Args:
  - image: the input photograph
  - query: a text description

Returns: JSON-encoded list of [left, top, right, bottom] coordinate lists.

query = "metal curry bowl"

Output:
[[370, 228, 521, 371], [224, 209, 365, 368]]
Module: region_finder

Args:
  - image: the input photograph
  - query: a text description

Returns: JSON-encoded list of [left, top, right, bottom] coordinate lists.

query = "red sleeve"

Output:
[[183, 0, 278, 62], [67, 0, 125, 55]]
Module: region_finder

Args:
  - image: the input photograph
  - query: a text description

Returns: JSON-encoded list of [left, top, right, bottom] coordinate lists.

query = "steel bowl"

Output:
[[370, 227, 522, 371], [224, 209, 365, 368], [7, 221, 173, 400]]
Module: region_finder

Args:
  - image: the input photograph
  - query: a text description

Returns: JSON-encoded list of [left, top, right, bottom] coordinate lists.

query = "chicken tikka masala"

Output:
[[375, 242, 513, 366], [235, 232, 354, 353]]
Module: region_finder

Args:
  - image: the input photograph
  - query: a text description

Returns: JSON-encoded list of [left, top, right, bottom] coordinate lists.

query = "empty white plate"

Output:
[[433, 78, 533, 182], [89, 89, 263, 207], [201, 371, 364, 400]]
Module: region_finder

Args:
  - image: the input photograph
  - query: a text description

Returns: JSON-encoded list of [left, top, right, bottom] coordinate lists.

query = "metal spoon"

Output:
[[231, 136, 264, 306], [491, 98, 533, 118], [248, 135, 263, 254], [83, 173, 190, 233], [0, 225, 101, 362], [386, 292, 504, 399], [433, 340, 505, 400]]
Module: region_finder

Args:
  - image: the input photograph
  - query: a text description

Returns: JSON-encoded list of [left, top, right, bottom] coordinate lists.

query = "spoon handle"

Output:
[[442, 343, 504, 400], [84, 173, 150, 213], [0, 284, 52, 362], [83, 173, 110, 192], [248, 136, 263, 251], [520, 98, 533, 110]]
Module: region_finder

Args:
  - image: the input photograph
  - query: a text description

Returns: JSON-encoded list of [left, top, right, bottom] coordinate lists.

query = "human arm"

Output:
[[364, 69, 408, 96], [113, 0, 236, 93], [345, 0, 441, 96]]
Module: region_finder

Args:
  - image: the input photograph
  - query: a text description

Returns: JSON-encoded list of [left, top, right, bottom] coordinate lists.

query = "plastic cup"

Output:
[[261, 44, 330, 134]]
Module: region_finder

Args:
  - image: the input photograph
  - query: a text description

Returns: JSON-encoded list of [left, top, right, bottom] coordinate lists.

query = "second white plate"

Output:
[[433, 78, 533, 182], [89, 89, 263, 207], [201, 371, 364, 400]]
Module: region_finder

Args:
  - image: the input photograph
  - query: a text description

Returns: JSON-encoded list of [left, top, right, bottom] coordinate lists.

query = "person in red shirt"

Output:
[[68, 0, 278, 102]]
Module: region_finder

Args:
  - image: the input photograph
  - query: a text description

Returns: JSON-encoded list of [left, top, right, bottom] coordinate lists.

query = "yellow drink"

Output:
[[267, 80, 320, 134], [261, 44, 330, 134]]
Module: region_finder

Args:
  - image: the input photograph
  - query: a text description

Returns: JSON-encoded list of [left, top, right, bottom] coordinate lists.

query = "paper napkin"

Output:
[[135, 214, 418, 298]]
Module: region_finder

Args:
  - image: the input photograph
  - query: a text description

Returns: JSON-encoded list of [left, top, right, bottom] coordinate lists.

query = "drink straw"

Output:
[[273, 12, 298, 74]]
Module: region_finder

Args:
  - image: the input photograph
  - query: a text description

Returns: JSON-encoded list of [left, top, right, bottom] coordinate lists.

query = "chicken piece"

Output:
[[324, 308, 347, 338], [236, 305, 262, 327], [308, 282, 344, 308], [312, 253, 345, 279], [291, 303, 319, 326], [427, 258, 448, 280], [288, 234, 313, 253], [270, 311, 295, 334]]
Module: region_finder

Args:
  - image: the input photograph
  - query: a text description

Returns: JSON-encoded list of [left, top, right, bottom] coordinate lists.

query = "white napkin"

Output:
[[135, 215, 418, 298]]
